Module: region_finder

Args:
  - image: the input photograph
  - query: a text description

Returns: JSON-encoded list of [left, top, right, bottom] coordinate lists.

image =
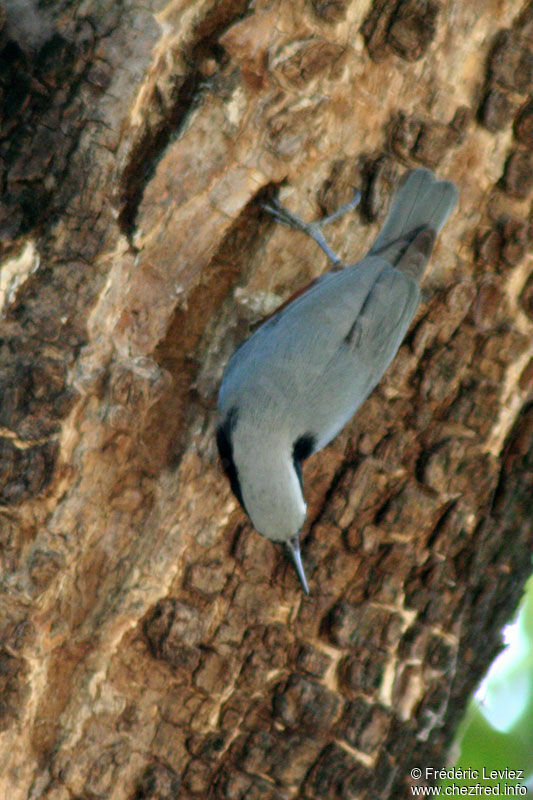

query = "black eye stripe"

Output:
[[216, 407, 247, 513], [292, 433, 316, 491], [293, 433, 316, 462]]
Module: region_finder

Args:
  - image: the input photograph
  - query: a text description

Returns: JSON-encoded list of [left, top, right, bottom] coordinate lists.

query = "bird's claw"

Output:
[[262, 189, 361, 268]]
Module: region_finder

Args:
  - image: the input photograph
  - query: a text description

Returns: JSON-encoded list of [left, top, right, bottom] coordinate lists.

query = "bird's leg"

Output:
[[262, 189, 361, 269]]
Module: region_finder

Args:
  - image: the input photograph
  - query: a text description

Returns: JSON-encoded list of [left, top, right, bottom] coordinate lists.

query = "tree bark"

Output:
[[0, 0, 532, 798]]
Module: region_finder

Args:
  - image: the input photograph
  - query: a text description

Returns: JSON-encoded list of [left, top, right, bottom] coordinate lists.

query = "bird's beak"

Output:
[[286, 537, 310, 595]]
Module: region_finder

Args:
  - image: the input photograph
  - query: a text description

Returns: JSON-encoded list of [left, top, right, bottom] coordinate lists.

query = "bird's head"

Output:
[[217, 414, 310, 592]]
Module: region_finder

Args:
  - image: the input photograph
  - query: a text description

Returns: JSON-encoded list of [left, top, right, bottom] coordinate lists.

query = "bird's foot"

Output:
[[262, 189, 360, 269]]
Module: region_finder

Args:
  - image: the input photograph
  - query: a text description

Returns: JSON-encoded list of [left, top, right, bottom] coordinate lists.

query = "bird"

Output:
[[216, 168, 458, 594]]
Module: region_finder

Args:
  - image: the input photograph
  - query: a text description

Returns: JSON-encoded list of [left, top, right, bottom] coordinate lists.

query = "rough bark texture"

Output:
[[0, 0, 532, 798]]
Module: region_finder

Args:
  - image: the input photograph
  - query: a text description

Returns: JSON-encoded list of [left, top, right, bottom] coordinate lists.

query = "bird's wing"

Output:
[[298, 262, 421, 448], [340, 264, 420, 364], [218, 257, 420, 433], [218, 257, 387, 413]]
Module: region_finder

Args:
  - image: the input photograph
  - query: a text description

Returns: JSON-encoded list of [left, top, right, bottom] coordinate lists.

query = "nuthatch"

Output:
[[217, 168, 458, 593]]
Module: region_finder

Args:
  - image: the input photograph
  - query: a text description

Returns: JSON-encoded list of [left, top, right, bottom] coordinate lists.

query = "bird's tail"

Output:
[[368, 168, 458, 281]]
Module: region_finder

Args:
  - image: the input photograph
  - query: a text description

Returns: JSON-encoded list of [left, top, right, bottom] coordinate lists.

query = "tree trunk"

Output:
[[1, 0, 532, 798]]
